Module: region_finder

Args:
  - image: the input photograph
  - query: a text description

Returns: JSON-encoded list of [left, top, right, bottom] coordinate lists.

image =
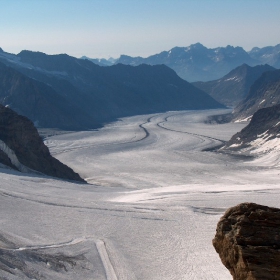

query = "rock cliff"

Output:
[[0, 104, 85, 182], [213, 202, 280, 280]]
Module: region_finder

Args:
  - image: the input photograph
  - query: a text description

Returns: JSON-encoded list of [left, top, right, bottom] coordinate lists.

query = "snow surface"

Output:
[[224, 76, 242, 82], [239, 130, 280, 167], [1, 109, 280, 279], [234, 115, 252, 123]]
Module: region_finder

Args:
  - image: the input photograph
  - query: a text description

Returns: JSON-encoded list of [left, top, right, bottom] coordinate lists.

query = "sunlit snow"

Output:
[[1, 109, 280, 280]]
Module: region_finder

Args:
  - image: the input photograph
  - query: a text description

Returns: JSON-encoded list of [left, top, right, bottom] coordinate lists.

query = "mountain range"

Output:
[[0, 48, 224, 130], [86, 43, 280, 82]]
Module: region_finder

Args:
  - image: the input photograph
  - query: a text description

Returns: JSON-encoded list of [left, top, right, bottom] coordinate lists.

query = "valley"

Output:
[[1, 109, 280, 279]]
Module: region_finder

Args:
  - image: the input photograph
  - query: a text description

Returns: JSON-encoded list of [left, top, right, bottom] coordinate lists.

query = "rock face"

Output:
[[213, 202, 280, 280], [232, 69, 280, 122], [223, 104, 280, 150], [0, 104, 85, 182], [0, 61, 93, 130], [193, 64, 275, 107]]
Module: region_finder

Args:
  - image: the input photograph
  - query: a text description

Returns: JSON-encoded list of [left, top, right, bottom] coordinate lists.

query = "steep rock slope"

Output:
[[220, 104, 280, 165], [0, 105, 85, 182], [0, 62, 94, 130], [232, 69, 280, 122], [193, 64, 275, 107], [0, 49, 224, 129], [213, 202, 280, 280], [116, 43, 258, 82]]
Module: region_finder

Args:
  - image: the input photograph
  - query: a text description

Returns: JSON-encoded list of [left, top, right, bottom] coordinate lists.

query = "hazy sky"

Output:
[[1, 0, 280, 58]]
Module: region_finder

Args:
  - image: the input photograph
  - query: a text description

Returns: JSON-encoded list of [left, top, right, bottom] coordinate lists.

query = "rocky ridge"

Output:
[[0, 104, 85, 182], [232, 69, 280, 122], [193, 64, 275, 107]]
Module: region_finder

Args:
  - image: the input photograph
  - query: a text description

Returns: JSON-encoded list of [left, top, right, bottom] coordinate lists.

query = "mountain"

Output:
[[0, 49, 224, 130], [0, 61, 94, 130], [0, 104, 85, 182], [220, 104, 280, 163], [193, 64, 275, 107], [232, 69, 280, 122], [80, 56, 115, 66], [115, 43, 259, 82], [249, 44, 280, 69]]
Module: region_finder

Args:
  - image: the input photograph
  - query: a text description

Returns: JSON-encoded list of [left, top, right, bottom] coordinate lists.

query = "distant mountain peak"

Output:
[[0, 47, 3, 53], [250, 47, 261, 53], [190, 42, 205, 48], [18, 50, 46, 56]]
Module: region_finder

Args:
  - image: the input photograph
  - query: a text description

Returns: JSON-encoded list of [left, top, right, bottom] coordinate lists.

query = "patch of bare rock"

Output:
[[213, 202, 280, 280]]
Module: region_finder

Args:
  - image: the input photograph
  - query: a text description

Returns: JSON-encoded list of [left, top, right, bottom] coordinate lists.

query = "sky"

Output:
[[1, 0, 280, 59]]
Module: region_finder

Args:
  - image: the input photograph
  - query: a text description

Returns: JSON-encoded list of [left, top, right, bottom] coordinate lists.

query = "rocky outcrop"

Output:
[[0, 104, 85, 182], [213, 202, 280, 280]]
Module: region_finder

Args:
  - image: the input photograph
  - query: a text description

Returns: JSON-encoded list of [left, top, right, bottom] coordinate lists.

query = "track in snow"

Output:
[[96, 239, 118, 280]]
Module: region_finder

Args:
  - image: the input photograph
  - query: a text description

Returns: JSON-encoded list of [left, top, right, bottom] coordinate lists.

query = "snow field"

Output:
[[0, 109, 280, 279]]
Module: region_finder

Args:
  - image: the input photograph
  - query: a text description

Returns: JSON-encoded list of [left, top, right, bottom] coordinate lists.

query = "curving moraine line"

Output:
[[156, 113, 226, 145], [50, 115, 156, 156]]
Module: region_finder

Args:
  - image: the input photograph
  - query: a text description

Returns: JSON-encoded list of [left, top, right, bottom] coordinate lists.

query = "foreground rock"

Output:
[[213, 202, 280, 280], [0, 104, 85, 182]]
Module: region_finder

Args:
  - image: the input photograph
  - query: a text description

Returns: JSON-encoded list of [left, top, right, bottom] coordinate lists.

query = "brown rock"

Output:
[[213, 202, 280, 280]]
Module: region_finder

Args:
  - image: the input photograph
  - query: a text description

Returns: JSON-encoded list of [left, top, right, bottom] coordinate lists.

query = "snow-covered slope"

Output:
[[221, 104, 280, 166]]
